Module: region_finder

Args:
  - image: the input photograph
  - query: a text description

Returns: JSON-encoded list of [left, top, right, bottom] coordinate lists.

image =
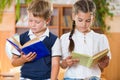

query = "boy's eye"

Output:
[[86, 19, 91, 22], [35, 21, 40, 24], [29, 19, 33, 22]]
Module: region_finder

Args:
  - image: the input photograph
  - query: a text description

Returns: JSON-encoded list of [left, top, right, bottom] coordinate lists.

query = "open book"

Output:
[[7, 37, 50, 61], [71, 49, 109, 68]]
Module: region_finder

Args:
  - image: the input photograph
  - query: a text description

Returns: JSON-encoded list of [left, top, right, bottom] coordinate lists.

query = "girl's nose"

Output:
[[82, 21, 86, 26]]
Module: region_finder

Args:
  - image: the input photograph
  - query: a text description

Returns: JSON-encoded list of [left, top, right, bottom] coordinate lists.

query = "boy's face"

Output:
[[73, 11, 93, 33], [28, 13, 47, 34]]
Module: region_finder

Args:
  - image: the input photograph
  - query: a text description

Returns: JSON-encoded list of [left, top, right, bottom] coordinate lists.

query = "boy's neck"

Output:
[[34, 28, 47, 37]]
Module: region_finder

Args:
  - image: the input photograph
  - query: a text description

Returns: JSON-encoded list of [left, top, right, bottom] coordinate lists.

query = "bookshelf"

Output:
[[15, 4, 102, 37], [16, 4, 60, 36]]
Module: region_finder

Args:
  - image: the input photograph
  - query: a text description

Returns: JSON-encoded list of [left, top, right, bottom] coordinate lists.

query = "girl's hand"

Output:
[[65, 56, 80, 67], [20, 52, 37, 63], [98, 55, 110, 71]]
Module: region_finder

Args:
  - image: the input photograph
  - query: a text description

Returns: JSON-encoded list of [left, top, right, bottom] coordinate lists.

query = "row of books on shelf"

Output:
[[62, 15, 72, 27], [50, 15, 72, 27], [16, 15, 72, 28]]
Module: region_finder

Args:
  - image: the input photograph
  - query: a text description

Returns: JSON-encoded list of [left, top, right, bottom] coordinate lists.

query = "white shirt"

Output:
[[60, 29, 111, 79], [12, 28, 61, 57]]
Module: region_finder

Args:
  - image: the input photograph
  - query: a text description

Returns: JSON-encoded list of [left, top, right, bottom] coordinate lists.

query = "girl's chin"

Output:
[[79, 30, 90, 33]]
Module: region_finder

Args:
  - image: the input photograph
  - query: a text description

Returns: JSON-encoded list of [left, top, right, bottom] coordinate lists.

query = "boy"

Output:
[[11, 0, 61, 80]]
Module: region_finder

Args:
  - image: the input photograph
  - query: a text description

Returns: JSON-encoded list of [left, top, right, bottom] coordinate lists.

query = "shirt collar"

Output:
[[28, 28, 49, 39], [75, 29, 94, 37]]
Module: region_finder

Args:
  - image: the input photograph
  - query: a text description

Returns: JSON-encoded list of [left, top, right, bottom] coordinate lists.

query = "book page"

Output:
[[7, 39, 22, 53], [22, 37, 40, 48], [71, 52, 92, 67], [11, 36, 21, 48], [12, 36, 40, 48]]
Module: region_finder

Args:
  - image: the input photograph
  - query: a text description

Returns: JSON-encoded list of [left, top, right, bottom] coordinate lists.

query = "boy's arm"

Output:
[[51, 56, 60, 80], [11, 52, 37, 67]]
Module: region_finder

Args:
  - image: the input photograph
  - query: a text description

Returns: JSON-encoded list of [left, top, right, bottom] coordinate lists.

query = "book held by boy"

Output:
[[7, 37, 50, 61], [71, 49, 109, 68]]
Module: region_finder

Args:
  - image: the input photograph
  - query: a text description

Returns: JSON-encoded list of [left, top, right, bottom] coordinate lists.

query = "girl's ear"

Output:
[[90, 15, 95, 27], [72, 13, 75, 20], [91, 16, 95, 24]]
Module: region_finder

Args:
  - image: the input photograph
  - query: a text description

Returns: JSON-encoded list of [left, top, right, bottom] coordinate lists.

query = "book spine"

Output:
[[87, 58, 93, 68]]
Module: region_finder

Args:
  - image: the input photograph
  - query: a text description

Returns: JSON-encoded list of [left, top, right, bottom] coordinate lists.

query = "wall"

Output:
[[0, 2, 15, 72], [103, 16, 120, 80]]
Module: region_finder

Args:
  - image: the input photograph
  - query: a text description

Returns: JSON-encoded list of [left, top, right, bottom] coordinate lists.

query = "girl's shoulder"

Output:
[[60, 32, 70, 39], [92, 31, 108, 41]]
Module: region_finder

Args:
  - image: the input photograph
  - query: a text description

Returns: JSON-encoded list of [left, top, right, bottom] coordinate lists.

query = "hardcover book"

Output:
[[71, 49, 109, 68], [7, 37, 50, 61]]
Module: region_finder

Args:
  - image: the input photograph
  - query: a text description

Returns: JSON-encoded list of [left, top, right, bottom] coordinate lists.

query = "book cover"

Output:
[[7, 38, 50, 61], [71, 49, 109, 68]]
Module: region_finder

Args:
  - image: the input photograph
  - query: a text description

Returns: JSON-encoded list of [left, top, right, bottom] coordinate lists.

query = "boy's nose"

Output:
[[31, 22, 36, 27]]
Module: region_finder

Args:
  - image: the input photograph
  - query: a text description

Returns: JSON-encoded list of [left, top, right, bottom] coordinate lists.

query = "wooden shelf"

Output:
[[16, 4, 102, 37]]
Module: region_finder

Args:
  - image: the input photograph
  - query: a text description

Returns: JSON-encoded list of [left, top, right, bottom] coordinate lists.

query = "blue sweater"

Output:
[[20, 31, 57, 80]]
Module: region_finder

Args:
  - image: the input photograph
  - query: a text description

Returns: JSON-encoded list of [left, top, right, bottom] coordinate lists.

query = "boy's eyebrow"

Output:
[[77, 17, 82, 19]]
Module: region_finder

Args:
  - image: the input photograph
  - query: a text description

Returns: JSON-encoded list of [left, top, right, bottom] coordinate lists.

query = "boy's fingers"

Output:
[[20, 52, 24, 55]]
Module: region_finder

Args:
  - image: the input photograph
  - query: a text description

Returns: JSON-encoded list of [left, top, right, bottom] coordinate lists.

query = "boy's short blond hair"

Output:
[[27, 0, 53, 20]]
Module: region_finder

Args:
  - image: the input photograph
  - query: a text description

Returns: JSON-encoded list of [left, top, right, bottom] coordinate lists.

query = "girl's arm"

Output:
[[98, 55, 110, 72], [60, 56, 79, 69]]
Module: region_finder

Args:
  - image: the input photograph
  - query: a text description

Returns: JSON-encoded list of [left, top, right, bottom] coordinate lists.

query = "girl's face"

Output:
[[28, 12, 49, 35], [73, 11, 93, 33]]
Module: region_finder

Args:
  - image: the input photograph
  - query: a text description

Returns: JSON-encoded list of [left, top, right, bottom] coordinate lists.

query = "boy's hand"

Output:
[[20, 52, 37, 62]]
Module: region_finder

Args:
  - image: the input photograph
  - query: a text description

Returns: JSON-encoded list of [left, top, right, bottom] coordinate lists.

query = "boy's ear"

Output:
[[46, 18, 51, 24]]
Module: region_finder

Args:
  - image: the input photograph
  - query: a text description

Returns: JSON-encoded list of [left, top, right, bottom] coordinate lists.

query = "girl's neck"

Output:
[[84, 30, 91, 35], [82, 29, 91, 35]]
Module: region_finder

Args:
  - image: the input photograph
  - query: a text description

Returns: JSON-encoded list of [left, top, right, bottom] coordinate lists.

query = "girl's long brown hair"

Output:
[[69, 20, 75, 52], [68, 0, 96, 52]]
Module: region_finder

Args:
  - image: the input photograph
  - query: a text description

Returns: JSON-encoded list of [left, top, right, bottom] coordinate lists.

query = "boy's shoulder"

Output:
[[49, 32, 57, 38], [20, 31, 29, 36], [48, 32, 58, 42]]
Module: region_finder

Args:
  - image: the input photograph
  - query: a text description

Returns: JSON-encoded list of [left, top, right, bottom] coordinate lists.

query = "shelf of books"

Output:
[[15, 4, 60, 36], [15, 4, 102, 37], [59, 4, 72, 36]]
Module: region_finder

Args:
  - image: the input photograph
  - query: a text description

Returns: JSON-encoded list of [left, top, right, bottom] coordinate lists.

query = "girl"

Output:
[[60, 0, 111, 80]]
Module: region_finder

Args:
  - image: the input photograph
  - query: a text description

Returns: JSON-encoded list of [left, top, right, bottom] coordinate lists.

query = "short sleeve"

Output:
[[60, 33, 70, 59], [51, 38, 62, 57], [5, 34, 20, 59], [99, 34, 111, 59]]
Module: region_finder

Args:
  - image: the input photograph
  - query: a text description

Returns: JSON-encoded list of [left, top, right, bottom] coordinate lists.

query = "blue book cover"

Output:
[[7, 39, 50, 61]]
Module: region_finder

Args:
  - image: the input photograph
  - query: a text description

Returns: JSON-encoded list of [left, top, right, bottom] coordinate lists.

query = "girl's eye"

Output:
[[78, 19, 82, 22]]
